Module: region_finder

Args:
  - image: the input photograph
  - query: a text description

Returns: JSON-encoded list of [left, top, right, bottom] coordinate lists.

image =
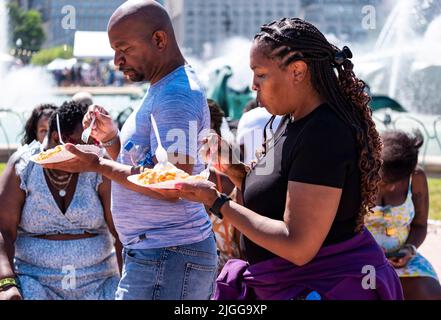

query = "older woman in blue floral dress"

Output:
[[0, 101, 121, 300]]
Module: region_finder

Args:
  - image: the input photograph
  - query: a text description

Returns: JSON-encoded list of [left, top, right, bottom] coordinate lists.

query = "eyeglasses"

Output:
[[253, 115, 277, 163], [251, 114, 291, 170]]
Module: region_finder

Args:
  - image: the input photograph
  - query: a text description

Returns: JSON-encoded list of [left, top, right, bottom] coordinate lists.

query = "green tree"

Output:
[[31, 45, 73, 66], [8, 2, 45, 63]]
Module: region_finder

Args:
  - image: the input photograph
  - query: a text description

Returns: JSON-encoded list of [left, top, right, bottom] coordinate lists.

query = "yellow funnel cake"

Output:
[[35, 145, 64, 161], [137, 167, 190, 185]]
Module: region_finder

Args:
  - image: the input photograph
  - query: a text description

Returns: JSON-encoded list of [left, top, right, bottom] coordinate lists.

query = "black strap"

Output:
[[209, 193, 232, 220]]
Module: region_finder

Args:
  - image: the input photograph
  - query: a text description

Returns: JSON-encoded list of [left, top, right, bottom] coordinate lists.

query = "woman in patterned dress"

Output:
[[365, 130, 441, 300], [0, 101, 122, 300]]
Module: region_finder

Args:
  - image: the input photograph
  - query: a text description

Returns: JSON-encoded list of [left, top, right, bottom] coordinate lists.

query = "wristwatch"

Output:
[[209, 193, 232, 220], [101, 130, 120, 148]]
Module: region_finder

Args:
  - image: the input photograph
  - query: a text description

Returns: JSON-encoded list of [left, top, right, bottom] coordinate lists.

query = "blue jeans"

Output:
[[115, 234, 218, 300]]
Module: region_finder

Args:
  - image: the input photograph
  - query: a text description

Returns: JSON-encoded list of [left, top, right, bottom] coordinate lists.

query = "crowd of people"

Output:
[[0, 0, 440, 300], [51, 60, 127, 87]]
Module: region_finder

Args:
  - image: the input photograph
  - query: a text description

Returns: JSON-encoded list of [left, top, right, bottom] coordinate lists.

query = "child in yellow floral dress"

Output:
[[365, 130, 441, 300]]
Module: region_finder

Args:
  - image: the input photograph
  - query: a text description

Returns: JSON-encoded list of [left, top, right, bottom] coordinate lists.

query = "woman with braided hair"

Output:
[[174, 18, 403, 300]]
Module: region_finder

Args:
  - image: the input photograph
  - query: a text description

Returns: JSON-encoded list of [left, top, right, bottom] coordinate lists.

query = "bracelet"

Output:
[[0, 277, 18, 291], [101, 129, 120, 148], [404, 244, 417, 256]]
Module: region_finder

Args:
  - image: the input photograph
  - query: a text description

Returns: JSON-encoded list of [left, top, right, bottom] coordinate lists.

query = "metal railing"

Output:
[[373, 111, 441, 168], [0, 107, 132, 161], [0, 109, 26, 159]]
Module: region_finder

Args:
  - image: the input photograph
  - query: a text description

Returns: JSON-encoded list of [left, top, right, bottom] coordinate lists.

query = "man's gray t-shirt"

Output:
[[112, 65, 212, 249]]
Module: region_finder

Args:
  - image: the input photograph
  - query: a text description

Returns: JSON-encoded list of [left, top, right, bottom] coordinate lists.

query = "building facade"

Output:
[[166, 0, 302, 56], [24, 0, 126, 48], [301, 0, 386, 42], [20, 0, 390, 53], [166, 0, 390, 56]]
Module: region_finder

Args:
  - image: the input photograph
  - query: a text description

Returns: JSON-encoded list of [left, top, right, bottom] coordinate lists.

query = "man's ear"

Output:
[[289, 60, 308, 84], [152, 30, 168, 50]]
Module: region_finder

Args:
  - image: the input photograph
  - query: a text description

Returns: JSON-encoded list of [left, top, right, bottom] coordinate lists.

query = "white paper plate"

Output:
[[30, 145, 103, 165], [127, 174, 209, 190]]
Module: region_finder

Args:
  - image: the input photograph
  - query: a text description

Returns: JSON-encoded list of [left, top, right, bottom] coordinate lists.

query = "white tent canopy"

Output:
[[73, 31, 114, 59], [46, 57, 77, 71]]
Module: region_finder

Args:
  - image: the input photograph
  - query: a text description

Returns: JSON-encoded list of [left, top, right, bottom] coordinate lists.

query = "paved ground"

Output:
[[419, 221, 441, 277]]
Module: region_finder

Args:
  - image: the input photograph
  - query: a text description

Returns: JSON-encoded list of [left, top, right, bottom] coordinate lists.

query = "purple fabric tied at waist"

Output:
[[213, 229, 404, 300]]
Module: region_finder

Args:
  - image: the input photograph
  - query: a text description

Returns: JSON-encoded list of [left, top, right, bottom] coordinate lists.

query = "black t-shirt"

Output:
[[242, 104, 361, 265]]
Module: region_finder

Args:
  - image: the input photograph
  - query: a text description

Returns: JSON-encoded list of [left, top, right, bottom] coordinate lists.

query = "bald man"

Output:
[[45, 0, 217, 300]]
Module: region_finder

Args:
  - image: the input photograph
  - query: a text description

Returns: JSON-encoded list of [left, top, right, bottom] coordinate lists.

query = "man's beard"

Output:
[[128, 72, 144, 82], [120, 67, 145, 82]]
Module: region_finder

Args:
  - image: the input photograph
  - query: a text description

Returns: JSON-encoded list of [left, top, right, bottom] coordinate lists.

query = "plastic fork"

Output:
[[150, 114, 168, 165], [81, 115, 96, 144], [199, 136, 216, 180], [199, 158, 212, 180], [56, 114, 65, 145]]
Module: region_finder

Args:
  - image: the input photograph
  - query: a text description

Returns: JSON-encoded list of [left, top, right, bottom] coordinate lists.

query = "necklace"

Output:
[[253, 115, 290, 165], [44, 169, 74, 197]]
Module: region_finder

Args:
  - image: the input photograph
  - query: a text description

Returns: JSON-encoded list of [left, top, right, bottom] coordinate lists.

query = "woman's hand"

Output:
[[83, 105, 118, 143], [200, 133, 241, 176], [175, 180, 219, 207], [0, 286, 22, 300], [43, 144, 100, 173], [200, 134, 248, 189], [388, 247, 414, 269]]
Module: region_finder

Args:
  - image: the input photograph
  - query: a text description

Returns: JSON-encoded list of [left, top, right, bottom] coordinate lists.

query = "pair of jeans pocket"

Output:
[[181, 262, 218, 300], [124, 249, 161, 267], [167, 246, 218, 260]]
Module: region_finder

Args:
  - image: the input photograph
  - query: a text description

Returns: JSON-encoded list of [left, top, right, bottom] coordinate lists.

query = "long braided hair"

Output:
[[255, 18, 382, 232]]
